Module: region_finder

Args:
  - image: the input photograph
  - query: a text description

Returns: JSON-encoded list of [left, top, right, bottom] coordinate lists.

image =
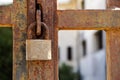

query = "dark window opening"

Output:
[[82, 40, 86, 56], [58, 47, 60, 60], [82, 0, 84, 9], [95, 30, 103, 50], [67, 47, 72, 61]]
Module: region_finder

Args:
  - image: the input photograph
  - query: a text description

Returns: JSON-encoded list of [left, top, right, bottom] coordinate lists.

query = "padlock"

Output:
[[26, 19, 51, 60]]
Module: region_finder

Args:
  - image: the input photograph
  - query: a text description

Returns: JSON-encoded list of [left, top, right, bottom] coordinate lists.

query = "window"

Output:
[[81, 0, 84, 9], [58, 47, 60, 60], [82, 40, 86, 56], [67, 46, 72, 61], [95, 30, 103, 50]]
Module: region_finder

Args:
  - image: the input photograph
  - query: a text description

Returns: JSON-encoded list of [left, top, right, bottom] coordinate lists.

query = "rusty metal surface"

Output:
[[57, 10, 120, 30], [0, 6, 11, 25], [106, 1, 120, 80], [27, 0, 57, 80], [27, 0, 36, 39], [107, 30, 120, 80], [12, 0, 27, 80], [28, 61, 54, 80], [107, 0, 120, 9], [27, 0, 36, 26]]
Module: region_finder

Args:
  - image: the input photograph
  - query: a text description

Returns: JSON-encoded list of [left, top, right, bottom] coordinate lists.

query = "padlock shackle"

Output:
[[41, 22, 50, 40], [27, 22, 36, 39], [27, 22, 50, 40], [36, 10, 41, 36]]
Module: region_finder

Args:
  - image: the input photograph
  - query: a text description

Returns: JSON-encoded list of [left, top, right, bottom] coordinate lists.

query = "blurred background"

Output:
[[58, 0, 106, 80], [0, 0, 13, 6], [0, 28, 12, 80], [57, 0, 106, 10], [59, 30, 106, 80]]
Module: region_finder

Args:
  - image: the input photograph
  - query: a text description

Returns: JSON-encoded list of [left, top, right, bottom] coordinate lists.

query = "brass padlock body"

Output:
[[26, 40, 51, 60]]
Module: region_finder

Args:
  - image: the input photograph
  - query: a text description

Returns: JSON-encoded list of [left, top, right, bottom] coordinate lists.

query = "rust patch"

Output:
[[28, 61, 54, 80], [107, 0, 120, 9], [12, 0, 27, 80], [0, 6, 11, 25], [27, 0, 36, 26]]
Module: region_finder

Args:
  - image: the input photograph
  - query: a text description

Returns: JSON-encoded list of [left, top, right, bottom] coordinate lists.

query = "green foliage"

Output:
[[0, 28, 12, 80], [59, 63, 78, 80]]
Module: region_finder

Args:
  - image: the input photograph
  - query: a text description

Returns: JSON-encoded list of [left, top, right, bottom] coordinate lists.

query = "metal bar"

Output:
[[106, 0, 120, 80], [0, 6, 12, 25], [57, 10, 120, 30], [107, 30, 120, 80], [107, 0, 120, 9], [0, 24, 12, 27], [12, 0, 27, 80], [27, 0, 58, 80]]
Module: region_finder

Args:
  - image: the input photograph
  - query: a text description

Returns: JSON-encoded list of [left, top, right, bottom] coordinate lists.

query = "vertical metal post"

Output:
[[12, 0, 27, 80], [27, 0, 58, 80], [106, 30, 120, 80], [107, 0, 120, 80], [107, 0, 120, 9]]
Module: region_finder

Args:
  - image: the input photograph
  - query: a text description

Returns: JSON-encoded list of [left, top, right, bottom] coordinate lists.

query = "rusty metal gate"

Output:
[[0, 0, 120, 80]]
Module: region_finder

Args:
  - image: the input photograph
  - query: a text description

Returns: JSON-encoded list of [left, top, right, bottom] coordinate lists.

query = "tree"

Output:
[[0, 27, 12, 80], [59, 63, 78, 80]]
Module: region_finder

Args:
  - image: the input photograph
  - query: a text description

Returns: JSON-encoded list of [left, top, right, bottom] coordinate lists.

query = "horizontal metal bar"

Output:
[[57, 10, 120, 30], [0, 6, 11, 25], [0, 24, 12, 27]]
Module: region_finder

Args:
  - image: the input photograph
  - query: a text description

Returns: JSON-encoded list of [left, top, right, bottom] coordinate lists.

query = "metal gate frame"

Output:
[[0, 0, 120, 80]]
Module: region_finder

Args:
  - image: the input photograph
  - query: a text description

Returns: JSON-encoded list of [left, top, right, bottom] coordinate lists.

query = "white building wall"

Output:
[[58, 30, 78, 72], [0, 0, 13, 6], [85, 0, 106, 9], [78, 30, 106, 80], [84, 30, 97, 55], [58, 0, 106, 10]]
